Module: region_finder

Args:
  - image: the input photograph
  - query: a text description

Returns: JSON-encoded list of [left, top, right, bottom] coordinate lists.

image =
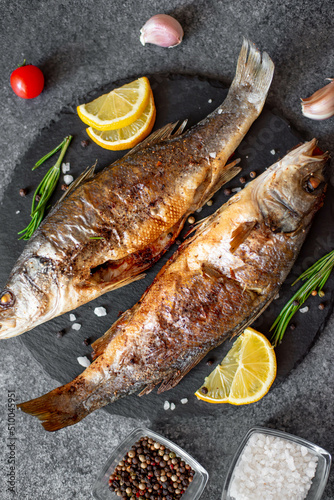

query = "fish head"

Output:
[[254, 139, 330, 233], [0, 255, 58, 339]]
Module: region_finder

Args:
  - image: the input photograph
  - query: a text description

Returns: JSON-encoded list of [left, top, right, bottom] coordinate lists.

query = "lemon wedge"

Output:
[[86, 92, 156, 150], [77, 77, 151, 131], [195, 327, 277, 405]]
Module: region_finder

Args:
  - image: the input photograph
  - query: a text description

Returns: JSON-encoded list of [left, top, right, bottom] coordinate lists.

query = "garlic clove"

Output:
[[140, 14, 184, 48], [301, 79, 334, 120]]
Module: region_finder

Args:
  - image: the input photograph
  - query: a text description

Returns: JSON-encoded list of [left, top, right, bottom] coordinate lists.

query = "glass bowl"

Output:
[[92, 426, 209, 500], [222, 426, 331, 500]]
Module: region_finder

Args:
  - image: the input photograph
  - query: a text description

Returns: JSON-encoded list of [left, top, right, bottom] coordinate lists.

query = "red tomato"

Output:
[[10, 63, 44, 99]]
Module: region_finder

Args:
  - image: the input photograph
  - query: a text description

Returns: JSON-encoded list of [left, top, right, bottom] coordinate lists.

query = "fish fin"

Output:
[[157, 351, 210, 393], [230, 221, 257, 253], [138, 382, 159, 397], [98, 273, 146, 293], [203, 159, 242, 202], [123, 120, 188, 157], [230, 38, 274, 109], [54, 163, 97, 208], [17, 386, 89, 432]]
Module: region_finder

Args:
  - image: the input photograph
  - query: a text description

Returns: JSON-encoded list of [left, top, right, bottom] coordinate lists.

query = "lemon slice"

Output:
[[195, 327, 277, 405], [86, 92, 156, 150], [77, 77, 151, 131]]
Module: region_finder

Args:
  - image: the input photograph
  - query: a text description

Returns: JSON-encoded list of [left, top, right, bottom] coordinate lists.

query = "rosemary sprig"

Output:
[[270, 249, 334, 346], [18, 135, 72, 240]]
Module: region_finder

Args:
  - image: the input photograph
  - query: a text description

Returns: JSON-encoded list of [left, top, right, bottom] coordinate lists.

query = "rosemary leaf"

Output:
[[271, 249, 334, 347], [19, 135, 72, 240]]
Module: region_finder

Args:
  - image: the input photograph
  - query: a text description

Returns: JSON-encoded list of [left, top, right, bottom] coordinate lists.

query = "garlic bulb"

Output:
[[301, 79, 334, 120], [140, 14, 184, 48]]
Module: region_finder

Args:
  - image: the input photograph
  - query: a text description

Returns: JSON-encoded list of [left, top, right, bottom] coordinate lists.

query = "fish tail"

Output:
[[230, 38, 274, 111], [17, 385, 89, 432]]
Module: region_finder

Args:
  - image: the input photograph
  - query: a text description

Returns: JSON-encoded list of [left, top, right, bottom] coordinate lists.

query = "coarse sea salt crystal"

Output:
[[231, 187, 242, 193], [270, 149, 276, 155], [209, 152, 216, 158], [16, 210, 20, 214], [181, 398, 188, 404], [300, 306, 309, 313], [163, 401, 170, 410], [170, 403, 176, 411], [218, 108, 223, 114], [208, 98, 212, 103], [62, 162, 70, 174], [72, 323, 81, 331], [77, 356, 91, 368], [64, 174, 74, 185], [94, 306, 107, 317], [69, 313, 76, 321]]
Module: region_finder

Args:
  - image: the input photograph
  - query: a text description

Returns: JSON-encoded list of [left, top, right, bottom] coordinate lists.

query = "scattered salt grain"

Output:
[[231, 187, 242, 193], [16, 210, 20, 214], [180, 398, 188, 404], [94, 306, 107, 317], [229, 432, 318, 500], [69, 313, 76, 321], [209, 152, 216, 159], [270, 149, 276, 155], [62, 162, 70, 174], [72, 323, 81, 331], [274, 293, 280, 300], [218, 109, 223, 114], [170, 403, 176, 411], [64, 174, 74, 185], [163, 401, 170, 410], [77, 356, 91, 368], [299, 306, 309, 313], [208, 99, 212, 103]]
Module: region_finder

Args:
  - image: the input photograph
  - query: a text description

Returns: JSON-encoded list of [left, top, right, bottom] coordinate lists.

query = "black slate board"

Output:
[[1, 74, 333, 420]]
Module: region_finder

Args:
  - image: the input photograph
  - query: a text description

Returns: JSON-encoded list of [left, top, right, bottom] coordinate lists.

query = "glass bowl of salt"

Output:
[[221, 427, 331, 500]]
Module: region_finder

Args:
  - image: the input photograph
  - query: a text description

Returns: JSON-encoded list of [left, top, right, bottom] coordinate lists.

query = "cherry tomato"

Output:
[[10, 62, 44, 99]]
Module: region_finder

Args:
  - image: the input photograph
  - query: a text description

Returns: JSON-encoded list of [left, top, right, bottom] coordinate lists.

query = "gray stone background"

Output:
[[0, 1, 333, 499]]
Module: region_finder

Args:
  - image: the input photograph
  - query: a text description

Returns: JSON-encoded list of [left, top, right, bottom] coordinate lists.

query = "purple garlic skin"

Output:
[[301, 79, 334, 120], [140, 14, 184, 48]]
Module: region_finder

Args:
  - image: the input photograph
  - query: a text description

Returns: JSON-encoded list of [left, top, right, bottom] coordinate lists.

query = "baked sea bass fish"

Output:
[[18, 140, 329, 430], [0, 39, 274, 340]]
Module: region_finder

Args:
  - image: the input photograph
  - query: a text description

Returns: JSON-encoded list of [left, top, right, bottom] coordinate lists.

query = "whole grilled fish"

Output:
[[18, 140, 329, 431], [0, 39, 274, 340]]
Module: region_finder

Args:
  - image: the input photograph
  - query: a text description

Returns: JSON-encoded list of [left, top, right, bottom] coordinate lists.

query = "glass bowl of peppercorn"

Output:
[[92, 427, 209, 500]]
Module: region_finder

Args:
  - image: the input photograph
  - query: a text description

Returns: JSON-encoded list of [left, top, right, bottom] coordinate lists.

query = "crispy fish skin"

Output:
[[0, 39, 274, 339], [17, 140, 329, 431]]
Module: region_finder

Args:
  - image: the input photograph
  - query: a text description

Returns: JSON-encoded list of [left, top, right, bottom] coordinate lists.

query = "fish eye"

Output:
[[0, 290, 15, 308], [304, 175, 321, 193]]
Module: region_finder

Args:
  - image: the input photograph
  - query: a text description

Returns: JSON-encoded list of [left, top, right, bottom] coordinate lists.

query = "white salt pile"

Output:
[[94, 306, 107, 317], [229, 432, 318, 500]]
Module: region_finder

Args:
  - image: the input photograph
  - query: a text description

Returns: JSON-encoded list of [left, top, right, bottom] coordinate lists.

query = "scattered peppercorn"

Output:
[[35, 194, 41, 202], [289, 323, 296, 331], [318, 303, 325, 310], [318, 290, 325, 298], [108, 436, 194, 499], [249, 171, 257, 179], [206, 200, 213, 207], [311, 290, 317, 296], [81, 139, 90, 148], [56, 329, 65, 338], [61, 184, 68, 191], [206, 358, 215, 366], [223, 188, 232, 196], [19, 188, 28, 197], [292, 300, 299, 307], [239, 176, 246, 184], [201, 386, 208, 394], [175, 239, 182, 246], [83, 337, 91, 346], [187, 216, 195, 225]]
